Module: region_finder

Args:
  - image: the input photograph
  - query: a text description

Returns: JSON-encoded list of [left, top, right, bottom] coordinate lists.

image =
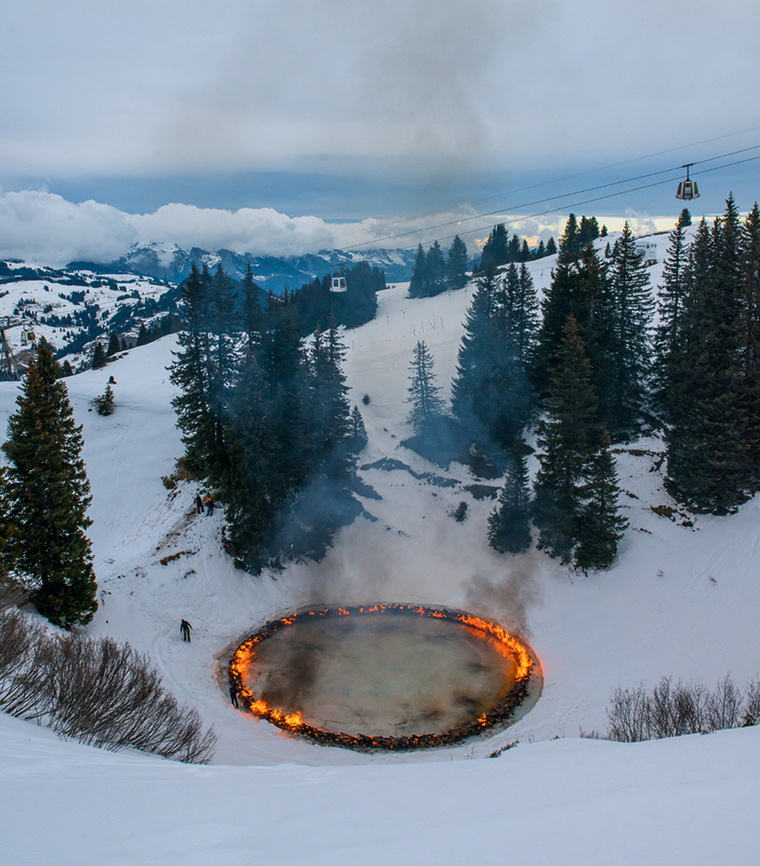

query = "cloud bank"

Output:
[[0, 189, 680, 268]]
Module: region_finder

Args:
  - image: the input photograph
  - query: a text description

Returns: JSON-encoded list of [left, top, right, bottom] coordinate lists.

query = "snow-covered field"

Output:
[[2, 237, 760, 864]]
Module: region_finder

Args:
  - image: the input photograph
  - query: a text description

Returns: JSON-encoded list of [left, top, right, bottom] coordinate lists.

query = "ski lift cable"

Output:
[[336, 166, 693, 251], [344, 152, 760, 254], [268, 125, 760, 257], [338, 148, 760, 252], [418, 125, 760, 217]]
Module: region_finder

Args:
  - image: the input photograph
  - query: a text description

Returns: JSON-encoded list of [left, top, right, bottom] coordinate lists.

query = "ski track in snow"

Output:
[[2, 233, 760, 862]]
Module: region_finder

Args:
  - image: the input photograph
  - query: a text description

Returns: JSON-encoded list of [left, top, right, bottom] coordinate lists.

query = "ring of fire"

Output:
[[229, 604, 541, 751]]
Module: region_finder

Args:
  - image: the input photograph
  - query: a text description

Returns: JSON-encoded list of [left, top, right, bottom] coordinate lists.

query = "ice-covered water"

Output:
[[242, 614, 519, 737]]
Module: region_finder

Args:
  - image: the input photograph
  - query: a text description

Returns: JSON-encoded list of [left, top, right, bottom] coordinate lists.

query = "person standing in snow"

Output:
[[229, 682, 239, 708], [180, 619, 192, 642], [195, 494, 204, 514], [205, 494, 214, 516]]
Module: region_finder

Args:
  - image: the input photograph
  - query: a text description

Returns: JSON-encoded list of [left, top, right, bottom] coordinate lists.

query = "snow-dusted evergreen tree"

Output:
[[0, 339, 97, 626], [452, 266, 532, 452], [92, 341, 107, 369], [223, 349, 271, 568], [425, 241, 447, 297], [170, 262, 212, 477], [347, 405, 368, 454], [408, 244, 427, 298], [575, 432, 627, 571], [447, 235, 469, 291], [533, 316, 623, 567], [406, 340, 446, 435], [451, 267, 497, 424], [92, 383, 115, 416], [740, 204, 760, 482], [480, 224, 509, 269], [605, 222, 654, 439], [501, 262, 539, 368], [533, 243, 613, 404], [206, 263, 237, 484], [557, 213, 582, 264], [488, 446, 531, 554], [666, 201, 749, 513], [652, 217, 690, 421]]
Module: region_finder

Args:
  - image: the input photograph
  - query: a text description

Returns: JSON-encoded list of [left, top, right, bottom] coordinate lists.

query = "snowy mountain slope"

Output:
[[1, 232, 760, 862], [77, 242, 418, 292], [2, 708, 759, 866], [0, 265, 175, 370]]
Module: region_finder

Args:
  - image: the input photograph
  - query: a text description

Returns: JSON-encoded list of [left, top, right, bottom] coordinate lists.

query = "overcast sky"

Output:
[[2, 0, 760, 262]]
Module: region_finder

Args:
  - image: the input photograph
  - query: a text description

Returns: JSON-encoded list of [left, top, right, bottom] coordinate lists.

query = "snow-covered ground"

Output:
[[3, 238, 760, 864]]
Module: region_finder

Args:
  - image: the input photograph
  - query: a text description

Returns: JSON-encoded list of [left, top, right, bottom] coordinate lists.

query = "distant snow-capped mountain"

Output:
[[68, 243, 417, 293]]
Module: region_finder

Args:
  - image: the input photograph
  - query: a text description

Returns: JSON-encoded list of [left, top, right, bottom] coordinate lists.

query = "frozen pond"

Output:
[[239, 612, 522, 738]]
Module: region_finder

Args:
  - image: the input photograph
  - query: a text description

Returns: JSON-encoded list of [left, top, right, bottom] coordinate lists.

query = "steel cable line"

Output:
[[261, 138, 760, 258], [268, 126, 760, 256], [342, 152, 760, 253]]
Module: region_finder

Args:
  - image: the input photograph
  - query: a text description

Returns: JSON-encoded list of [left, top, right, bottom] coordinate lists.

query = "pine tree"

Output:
[[407, 340, 446, 435], [574, 432, 627, 571], [408, 244, 427, 298], [451, 266, 532, 451], [480, 224, 509, 269], [242, 263, 263, 354], [451, 267, 497, 428], [206, 264, 237, 484], [348, 405, 368, 453], [533, 317, 605, 562], [222, 348, 272, 568], [501, 263, 539, 368], [92, 383, 115, 416], [533, 244, 613, 404], [488, 445, 531, 554], [666, 202, 749, 513], [578, 216, 600, 246], [605, 222, 654, 439], [740, 204, 760, 482], [106, 332, 120, 357], [447, 235, 469, 291], [169, 262, 213, 476], [425, 241, 447, 296], [92, 342, 107, 369], [558, 214, 581, 264], [678, 208, 692, 228], [0, 339, 97, 626], [652, 218, 689, 421], [546, 237, 557, 256], [136, 323, 150, 346]]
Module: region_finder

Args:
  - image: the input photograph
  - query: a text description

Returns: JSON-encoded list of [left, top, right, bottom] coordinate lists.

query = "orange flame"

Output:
[[229, 604, 535, 745]]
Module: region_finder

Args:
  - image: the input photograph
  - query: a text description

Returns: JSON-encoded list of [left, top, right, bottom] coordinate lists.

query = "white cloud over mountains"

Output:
[[0, 189, 680, 268], [0, 191, 358, 266]]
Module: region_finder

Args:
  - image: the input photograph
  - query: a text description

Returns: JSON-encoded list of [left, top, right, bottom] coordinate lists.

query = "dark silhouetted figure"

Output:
[[180, 619, 192, 642], [229, 682, 239, 708], [195, 494, 204, 514], [205, 494, 214, 516]]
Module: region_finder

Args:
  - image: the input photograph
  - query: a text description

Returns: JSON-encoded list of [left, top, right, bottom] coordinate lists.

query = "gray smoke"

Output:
[[463, 553, 540, 639]]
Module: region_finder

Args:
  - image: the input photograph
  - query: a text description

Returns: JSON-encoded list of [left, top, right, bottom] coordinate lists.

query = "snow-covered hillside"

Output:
[[2, 234, 760, 864]]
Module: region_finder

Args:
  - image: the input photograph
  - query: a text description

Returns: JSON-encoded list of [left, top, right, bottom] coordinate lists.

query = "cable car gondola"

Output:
[[676, 164, 699, 201], [330, 276, 347, 293]]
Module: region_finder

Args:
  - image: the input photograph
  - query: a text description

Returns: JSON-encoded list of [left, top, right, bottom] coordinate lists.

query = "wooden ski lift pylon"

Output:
[[676, 164, 699, 201], [0, 327, 22, 381]]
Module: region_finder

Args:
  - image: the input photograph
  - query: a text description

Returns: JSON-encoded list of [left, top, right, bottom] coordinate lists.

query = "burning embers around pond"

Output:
[[228, 604, 536, 752]]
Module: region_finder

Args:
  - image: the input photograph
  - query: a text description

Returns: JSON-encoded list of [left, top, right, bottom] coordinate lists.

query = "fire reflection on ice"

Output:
[[229, 604, 539, 751]]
